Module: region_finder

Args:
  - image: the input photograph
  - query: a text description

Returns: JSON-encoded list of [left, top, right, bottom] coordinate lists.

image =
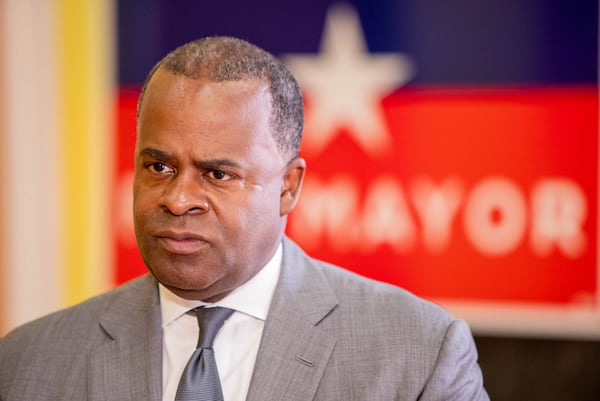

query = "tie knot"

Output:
[[193, 307, 234, 348]]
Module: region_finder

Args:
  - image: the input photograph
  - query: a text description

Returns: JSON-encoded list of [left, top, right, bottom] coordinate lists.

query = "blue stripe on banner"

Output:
[[118, 0, 598, 85]]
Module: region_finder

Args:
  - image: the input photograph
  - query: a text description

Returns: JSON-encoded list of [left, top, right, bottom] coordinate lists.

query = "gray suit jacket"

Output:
[[0, 237, 489, 400]]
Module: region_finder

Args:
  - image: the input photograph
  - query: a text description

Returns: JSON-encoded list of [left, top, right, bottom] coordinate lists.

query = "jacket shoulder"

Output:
[[0, 275, 155, 362]]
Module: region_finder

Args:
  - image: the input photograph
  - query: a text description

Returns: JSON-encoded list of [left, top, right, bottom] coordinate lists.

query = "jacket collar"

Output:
[[91, 275, 163, 401], [246, 237, 339, 401]]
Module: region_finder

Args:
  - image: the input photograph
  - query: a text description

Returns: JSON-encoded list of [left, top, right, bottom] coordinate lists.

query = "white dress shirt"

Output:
[[160, 244, 282, 401]]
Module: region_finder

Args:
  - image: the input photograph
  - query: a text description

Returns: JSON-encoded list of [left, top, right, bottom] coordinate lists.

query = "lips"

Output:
[[155, 230, 209, 255]]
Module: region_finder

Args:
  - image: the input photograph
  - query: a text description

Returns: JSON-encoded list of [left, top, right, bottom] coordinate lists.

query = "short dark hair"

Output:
[[137, 36, 304, 163]]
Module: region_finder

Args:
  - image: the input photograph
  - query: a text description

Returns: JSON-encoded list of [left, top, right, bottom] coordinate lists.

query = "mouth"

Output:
[[155, 230, 209, 255]]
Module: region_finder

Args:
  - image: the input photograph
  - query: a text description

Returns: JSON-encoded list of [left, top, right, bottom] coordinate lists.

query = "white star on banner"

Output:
[[284, 3, 414, 157]]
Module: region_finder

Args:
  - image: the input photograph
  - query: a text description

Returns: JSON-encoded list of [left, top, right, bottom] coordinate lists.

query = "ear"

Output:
[[280, 157, 306, 216]]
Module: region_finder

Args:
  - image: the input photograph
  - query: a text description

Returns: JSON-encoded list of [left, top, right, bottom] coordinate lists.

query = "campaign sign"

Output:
[[114, 1, 599, 337]]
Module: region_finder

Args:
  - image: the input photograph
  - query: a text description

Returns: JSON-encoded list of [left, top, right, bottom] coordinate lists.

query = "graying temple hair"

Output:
[[137, 36, 304, 162]]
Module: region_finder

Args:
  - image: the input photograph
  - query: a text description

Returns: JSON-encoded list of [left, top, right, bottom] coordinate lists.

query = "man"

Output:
[[0, 36, 489, 400]]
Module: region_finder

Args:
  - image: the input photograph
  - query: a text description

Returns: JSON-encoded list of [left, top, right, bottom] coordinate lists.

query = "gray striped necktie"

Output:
[[175, 307, 234, 401]]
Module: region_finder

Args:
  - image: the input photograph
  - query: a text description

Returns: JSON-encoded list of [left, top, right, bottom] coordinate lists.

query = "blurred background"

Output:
[[1, 0, 599, 399]]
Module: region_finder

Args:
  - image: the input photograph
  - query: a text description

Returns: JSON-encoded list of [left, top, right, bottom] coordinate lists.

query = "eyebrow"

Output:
[[139, 147, 175, 163], [198, 158, 243, 171], [138, 147, 243, 170]]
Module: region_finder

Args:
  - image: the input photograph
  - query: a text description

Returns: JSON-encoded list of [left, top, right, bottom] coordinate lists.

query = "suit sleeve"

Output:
[[418, 319, 490, 401]]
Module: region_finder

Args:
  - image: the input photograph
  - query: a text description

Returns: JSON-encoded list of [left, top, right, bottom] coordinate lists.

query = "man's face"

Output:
[[134, 68, 303, 302]]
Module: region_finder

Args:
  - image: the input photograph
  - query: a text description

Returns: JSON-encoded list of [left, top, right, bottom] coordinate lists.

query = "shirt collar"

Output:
[[160, 243, 282, 328]]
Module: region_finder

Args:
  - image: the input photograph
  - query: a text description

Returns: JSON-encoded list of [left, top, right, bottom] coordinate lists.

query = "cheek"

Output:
[[132, 186, 155, 230], [132, 192, 145, 219], [133, 177, 160, 209], [246, 189, 283, 230], [218, 188, 281, 233]]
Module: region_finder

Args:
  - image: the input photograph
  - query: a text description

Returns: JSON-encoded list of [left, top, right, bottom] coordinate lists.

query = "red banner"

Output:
[[115, 86, 599, 337]]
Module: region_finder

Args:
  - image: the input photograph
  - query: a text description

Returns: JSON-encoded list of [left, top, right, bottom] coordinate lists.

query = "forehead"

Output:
[[136, 69, 280, 161], [140, 68, 272, 116]]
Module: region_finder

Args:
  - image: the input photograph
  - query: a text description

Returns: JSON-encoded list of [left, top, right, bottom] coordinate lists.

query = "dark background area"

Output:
[[475, 336, 600, 401]]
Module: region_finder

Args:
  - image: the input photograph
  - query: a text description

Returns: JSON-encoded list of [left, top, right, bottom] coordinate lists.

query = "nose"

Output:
[[160, 170, 209, 216]]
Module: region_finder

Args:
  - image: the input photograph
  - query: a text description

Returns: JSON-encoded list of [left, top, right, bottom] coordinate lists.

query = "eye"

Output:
[[207, 169, 234, 181], [152, 162, 167, 172], [145, 162, 175, 174]]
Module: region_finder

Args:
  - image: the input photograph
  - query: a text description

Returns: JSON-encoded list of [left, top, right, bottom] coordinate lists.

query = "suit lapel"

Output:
[[83, 240, 337, 401], [89, 275, 163, 401], [246, 238, 339, 401]]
